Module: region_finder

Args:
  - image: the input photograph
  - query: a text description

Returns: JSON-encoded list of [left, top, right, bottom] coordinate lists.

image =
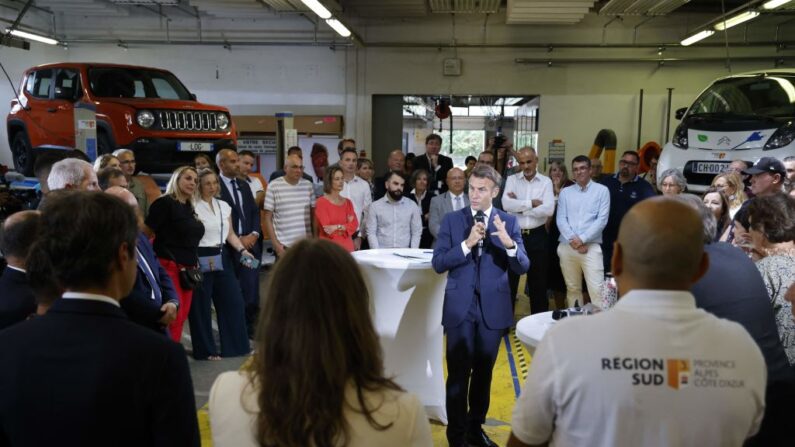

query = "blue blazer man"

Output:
[[218, 171, 262, 336], [121, 233, 179, 334], [432, 166, 529, 447]]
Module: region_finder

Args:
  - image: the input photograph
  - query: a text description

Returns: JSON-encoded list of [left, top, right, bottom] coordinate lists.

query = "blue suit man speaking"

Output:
[[433, 164, 529, 447]]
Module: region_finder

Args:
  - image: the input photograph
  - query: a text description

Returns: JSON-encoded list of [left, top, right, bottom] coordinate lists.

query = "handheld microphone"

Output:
[[474, 212, 485, 250]]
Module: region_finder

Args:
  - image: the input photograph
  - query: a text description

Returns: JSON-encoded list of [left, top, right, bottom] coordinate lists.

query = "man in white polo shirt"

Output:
[[263, 155, 315, 257], [508, 197, 766, 447]]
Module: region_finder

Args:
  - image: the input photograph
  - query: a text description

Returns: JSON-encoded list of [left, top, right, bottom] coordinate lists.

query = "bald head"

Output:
[[387, 149, 405, 173], [105, 186, 138, 208], [1, 210, 41, 268], [216, 149, 240, 178], [613, 197, 707, 291]]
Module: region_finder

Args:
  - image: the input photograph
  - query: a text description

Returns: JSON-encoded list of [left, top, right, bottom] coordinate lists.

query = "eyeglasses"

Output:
[[618, 160, 638, 166], [120, 159, 136, 165]]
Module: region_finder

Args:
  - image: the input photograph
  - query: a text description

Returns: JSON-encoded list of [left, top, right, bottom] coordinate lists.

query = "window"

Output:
[[88, 67, 192, 100], [450, 130, 486, 168], [25, 69, 53, 98], [54, 69, 81, 100]]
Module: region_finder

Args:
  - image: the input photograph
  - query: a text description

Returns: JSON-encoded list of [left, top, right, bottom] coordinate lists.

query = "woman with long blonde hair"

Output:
[[711, 171, 748, 218], [145, 166, 205, 341]]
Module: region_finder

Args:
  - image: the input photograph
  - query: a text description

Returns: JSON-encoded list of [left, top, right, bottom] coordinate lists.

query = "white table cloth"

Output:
[[515, 311, 555, 355], [351, 248, 448, 423]]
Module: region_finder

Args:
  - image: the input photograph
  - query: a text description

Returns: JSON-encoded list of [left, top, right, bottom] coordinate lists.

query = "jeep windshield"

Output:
[[88, 67, 192, 100], [687, 74, 795, 121]]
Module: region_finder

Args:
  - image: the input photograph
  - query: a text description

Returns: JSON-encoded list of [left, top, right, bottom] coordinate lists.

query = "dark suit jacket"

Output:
[[219, 174, 261, 240], [0, 267, 35, 331], [432, 207, 530, 329], [692, 242, 794, 383], [0, 298, 200, 446], [413, 153, 453, 194], [121, 233, 178, 334]]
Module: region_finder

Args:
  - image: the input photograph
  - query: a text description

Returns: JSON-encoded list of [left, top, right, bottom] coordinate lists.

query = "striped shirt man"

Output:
[[263, 176, 315, 248]]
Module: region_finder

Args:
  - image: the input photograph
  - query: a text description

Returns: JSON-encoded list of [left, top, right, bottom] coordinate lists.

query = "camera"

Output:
[[551, 306, 595, 320]]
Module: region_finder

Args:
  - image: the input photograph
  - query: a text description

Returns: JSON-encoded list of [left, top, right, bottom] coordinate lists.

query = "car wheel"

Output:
[[97, 131, 114, 155], [11, 131, 35, 176]]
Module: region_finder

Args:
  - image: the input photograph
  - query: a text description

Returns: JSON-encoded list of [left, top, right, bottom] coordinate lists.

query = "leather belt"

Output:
[[520, 226, 546, 235]]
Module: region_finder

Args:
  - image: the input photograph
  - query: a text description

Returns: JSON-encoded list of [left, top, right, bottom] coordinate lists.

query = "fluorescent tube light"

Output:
[[5, 29, 59, 45], [300, 0, 331, 19], [714, 11, 760, 31], [680, 29, 714, 46], [763, 0, 792, 9], [326, 19, 351, 37]]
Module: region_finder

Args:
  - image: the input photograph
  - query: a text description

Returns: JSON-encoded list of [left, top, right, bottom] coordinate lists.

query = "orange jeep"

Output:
[[7, 62, 236, 175]]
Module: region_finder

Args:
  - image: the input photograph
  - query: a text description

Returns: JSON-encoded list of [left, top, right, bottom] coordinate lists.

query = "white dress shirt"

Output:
[[195, 198, 232, 247], [219, 173, 245, 234], [61, 291, 120, 307], [341, 175, 372, 232], [450, 192, 465, 211], [460, 206, 518, 257], [502, 171, 555, 230]]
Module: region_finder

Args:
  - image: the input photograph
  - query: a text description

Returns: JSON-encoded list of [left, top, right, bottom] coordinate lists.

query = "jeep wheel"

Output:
[[97, 131, 114, 156], [11, 131, 35, 176]]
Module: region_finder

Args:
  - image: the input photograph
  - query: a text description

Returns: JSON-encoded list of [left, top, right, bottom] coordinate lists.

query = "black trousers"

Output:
[[227, 241, 261, 338], [509, 225, 549, 314], [445, 294, 503, 445]]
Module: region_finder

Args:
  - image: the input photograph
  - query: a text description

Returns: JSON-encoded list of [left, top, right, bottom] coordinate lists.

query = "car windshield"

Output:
[[688, 74, 795, 119], [88, 67, 192, 100]]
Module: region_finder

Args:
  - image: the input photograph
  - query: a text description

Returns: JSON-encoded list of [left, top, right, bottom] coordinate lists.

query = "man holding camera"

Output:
[[413, 133, 453, 194]]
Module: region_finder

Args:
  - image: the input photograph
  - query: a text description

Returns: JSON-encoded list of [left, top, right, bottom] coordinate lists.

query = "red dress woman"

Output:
[[315, 166, 358, 252]]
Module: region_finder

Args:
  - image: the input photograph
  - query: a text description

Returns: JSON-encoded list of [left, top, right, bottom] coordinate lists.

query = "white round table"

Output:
[[351, 248, 448, 423], [515, 311, 555, 354]]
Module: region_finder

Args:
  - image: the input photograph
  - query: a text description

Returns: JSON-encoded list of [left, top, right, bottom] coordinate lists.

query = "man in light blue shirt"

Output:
[[556, 155, 610, 308]]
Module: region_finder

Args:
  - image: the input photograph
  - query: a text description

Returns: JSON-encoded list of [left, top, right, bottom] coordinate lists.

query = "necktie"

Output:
[[231, 179, 244, 234], [454, 196, 462, 211], [136, 247, 161, 303]]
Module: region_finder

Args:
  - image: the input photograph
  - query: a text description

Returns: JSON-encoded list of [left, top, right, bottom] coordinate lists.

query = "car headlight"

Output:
[[764, 121, 795, 150], [672, 124, 688, 149], [217, 113, 229, 130], [136, 110, 155, 128]]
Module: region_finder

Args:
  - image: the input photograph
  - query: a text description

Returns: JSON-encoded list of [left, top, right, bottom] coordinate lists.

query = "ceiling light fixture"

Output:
[[714, 10, 760, 31], [300, 0, 331, 20], [326, 19, 351, 37], [5, 29, 58, 45], [763, 0, 792, 9], [680, 29, 714, 46]]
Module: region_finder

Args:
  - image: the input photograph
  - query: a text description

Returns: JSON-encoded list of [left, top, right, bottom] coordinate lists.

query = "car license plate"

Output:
[[177, 141, 214, 152], [692, 161, 729, 174]]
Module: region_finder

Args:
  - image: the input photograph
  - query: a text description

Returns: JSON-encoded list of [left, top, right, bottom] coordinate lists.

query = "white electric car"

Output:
[[659, 69, 795, 192]]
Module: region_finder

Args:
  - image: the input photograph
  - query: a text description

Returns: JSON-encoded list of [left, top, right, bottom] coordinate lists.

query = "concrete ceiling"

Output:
[[0, 0, 793, 47]]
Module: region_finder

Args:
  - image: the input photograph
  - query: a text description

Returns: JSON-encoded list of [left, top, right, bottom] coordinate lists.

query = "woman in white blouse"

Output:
[[209, 239, 433, 447], [188, 168, 251, 360]]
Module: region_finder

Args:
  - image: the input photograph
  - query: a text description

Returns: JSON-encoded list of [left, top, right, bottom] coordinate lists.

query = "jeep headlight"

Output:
[[136, 110, 155, 128], [764, 121, 795, 150], [217, 113, 229, 130]]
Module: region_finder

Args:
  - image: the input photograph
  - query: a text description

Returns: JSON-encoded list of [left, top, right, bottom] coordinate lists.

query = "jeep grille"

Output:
[[157, 110, 220, 132]]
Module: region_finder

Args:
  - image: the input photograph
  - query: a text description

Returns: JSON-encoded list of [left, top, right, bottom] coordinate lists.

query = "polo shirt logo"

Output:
[[602, 357, 744, 390], [666, 359, 690, 390]]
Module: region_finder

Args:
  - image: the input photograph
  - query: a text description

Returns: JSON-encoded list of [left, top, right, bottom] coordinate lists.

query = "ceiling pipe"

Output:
[[515, 55, 792, 64], [61, 38, 355, 47], [363, 40, 795, 49]]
